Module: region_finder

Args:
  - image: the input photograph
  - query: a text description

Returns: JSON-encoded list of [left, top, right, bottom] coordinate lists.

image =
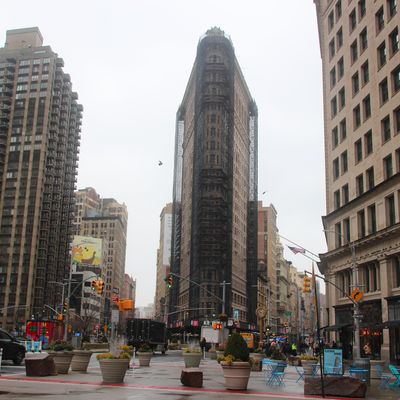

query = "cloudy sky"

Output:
[[2, 0, 327, 306]]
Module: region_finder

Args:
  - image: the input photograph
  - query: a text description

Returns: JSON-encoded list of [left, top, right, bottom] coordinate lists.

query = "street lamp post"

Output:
[[324, 229, 361, 360]]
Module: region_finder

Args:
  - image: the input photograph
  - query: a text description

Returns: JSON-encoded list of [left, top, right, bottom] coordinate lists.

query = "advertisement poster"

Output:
[[323, 348, 343, 375], [72, 236, 102, 268]]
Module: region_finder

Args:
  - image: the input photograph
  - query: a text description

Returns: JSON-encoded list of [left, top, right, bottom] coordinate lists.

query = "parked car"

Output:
[[0, 328, 26, 365]]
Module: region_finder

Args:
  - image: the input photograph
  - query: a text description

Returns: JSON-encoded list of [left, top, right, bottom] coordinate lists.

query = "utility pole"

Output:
[[220, 280, 231, 315]]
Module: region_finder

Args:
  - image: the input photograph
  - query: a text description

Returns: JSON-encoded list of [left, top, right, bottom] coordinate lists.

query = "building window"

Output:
[[331, 96, 338, 118], [335, 222, 342, 247], [338, 57, 344, 79], [360, 28, 368, 52], [394, 108, 400, 135], [368, 204, 377, 234], [365, 130, 373, 154], [393, 256, 400, 288], [329, 39, 336, 59], [392, 65, 400, 93], [358, 209, 366, 238], [333, 158, 340, 179], [353, 105, 361, 129], [338, 269, 353, 297], [337, 27, 343, 49], [355, 139, 363, 163], [340, 118, 347, 141], [380, 78, 389, 104], [361, 262, 380, 292], [332, 126, 339, 148], [352, 72, 360, 95], [349, 8, 357, 32], [342, 184, 349, 204], [382, 116, 391, 142], [341, 151, 348, 173], [363, 95, 371, 120], [390, 28, 399, 55], [330, 67, 337, 88], [361, 61, 369, 85], [386, 194, 396, 225], [335, 0, 342, 18], [396, 147, 400, 172], [328, 11, 335, 31], [334, 190, 341, 209], [366, 166, 375, 190], [358, 0, 366, 19], [343, 218, 350, 243], [376, 7, 385, 32], [378, 42, 387, 67], [356, 174, 364, 196], [339, 87, 346, 109], [351, 40, 358, 63], [384, 154, 393, 179], [388, 0, 398, 19]]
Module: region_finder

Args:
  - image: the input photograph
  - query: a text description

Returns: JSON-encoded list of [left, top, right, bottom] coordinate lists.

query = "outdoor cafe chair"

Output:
[[266, 362, 286, 387], [262, 359, 277, 380], [388, 365, 400, 391], [295, 365, 304, 383], [349, 367, 368, 383], [374, 364, 391, 389]]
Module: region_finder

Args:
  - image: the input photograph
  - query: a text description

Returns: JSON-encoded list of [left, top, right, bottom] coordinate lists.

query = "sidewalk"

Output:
[[0, 358, 398, 399]]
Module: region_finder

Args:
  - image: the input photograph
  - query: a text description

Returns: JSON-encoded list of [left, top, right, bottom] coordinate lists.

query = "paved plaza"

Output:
[[0, 352, 398, 400]]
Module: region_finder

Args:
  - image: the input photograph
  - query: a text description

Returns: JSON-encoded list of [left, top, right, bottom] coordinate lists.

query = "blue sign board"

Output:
[[323, 348, 343, 375]]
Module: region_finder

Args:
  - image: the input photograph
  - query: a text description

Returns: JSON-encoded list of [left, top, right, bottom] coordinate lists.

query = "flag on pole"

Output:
[[287, 245, 306, 255]]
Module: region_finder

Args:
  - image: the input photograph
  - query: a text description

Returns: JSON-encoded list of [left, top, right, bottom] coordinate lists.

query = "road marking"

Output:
[[0, 376, 354, 399]]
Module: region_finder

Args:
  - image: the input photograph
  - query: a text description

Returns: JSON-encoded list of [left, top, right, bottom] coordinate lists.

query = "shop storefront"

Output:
[[386, 296, 400, 365]]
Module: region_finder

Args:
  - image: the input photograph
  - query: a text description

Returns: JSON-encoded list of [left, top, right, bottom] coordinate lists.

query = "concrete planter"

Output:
[[183, 353, 202, 368], [49, 351, 73, 374], [221, 361, 251, 390], [216, 350, 225, 360], [209, 351, 217, 360], [301, 359, 318, 376], [99, 358, 130, 383], [137, 351, 152, 367], [71, 350, 92, 372], [250, 353, 264, 371]]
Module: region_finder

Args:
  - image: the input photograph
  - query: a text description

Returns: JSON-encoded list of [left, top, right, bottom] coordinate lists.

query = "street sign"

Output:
[[284, 311, 292, 317], [111, 309, 119, 323], [112, 295, 120, 304], [351, 288, 363, 303]]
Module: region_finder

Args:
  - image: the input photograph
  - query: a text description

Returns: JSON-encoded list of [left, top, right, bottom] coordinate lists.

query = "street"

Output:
[[0, 351, 398, 400]]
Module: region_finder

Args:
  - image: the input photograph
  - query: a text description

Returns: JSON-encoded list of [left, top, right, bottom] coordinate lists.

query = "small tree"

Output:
[[224, 333, 250, 362]]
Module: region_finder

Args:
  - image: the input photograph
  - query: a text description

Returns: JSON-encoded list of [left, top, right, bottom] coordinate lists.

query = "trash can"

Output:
[[354, 358, 371, 385]]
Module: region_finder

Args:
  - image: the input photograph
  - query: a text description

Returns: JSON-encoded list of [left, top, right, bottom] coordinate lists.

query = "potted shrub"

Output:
[[220, 333, 251, 390], [300, 355, 319, 376], [97, 352, 130, 383], [71, 348, 93, 372], [48, 340, 74, 374], [182, 347, 202, 368], [216, 344, 225, 360], [137, 343, 152, 367]]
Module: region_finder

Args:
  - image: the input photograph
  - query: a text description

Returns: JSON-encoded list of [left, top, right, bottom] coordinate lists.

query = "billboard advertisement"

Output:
[[72, 236, 102, 269]]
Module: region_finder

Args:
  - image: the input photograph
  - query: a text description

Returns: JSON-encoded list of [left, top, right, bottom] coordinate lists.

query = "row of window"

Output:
[[334, 190, 398, 247], [333, 148, 400, 209], [19, 58, 51, 67]]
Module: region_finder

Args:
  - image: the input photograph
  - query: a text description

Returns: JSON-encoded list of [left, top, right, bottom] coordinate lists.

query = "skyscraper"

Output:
[[170, 28, 258, 328], [315, 1, 400, 363], [0, 28, 82, 329]]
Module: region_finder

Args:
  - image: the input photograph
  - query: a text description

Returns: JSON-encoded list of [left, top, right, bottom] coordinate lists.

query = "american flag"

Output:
[[287, 245, 306, 255]]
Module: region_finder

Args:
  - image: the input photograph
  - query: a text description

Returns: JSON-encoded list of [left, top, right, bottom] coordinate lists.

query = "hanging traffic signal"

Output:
[[303, 276, 311, 293], [91, 280, 97, 291], [165, 274, 173, 288], [63, 301, 68, 313], [97, 279, 104, 295]]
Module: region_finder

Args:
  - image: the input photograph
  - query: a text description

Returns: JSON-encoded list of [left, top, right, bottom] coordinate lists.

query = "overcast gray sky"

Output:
[[1, 0, 327, 306]]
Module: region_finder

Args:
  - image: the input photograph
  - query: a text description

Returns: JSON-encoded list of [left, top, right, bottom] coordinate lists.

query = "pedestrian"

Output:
[[363, 342, 372, 356], [200, 337, 207, 352]]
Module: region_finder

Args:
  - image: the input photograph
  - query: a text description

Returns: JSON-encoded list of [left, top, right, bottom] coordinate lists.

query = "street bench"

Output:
[[25, 353, 57, 376]]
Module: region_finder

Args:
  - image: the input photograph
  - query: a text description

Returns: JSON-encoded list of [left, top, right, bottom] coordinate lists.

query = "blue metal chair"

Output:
[[388, 365, 400, 391], [295, 365, 304, 382], [349, 367, 368, 383], [266, 362, 286, 386], [374, 364, 391, 389], [262, 359, 277, 382]]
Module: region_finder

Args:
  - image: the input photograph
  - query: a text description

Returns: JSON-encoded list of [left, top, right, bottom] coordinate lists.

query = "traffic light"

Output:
[[91, 280, 97, 291], [303, 276, 311, 293], [97, 279, 104, 295], [57, 313, 63, 321], [165, 274, 173, 288], [63, 301, 68, 313]]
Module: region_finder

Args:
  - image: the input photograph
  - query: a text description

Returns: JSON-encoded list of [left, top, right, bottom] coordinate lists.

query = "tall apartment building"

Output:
[[315, 0, 400, 363], [170, 28, 258, 328], [75, 193, 128, 323], [257, 202, 278, 332], [154, 203, 172, 321], [0, 28, 82, 329], [73, 187, 101, 233]]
